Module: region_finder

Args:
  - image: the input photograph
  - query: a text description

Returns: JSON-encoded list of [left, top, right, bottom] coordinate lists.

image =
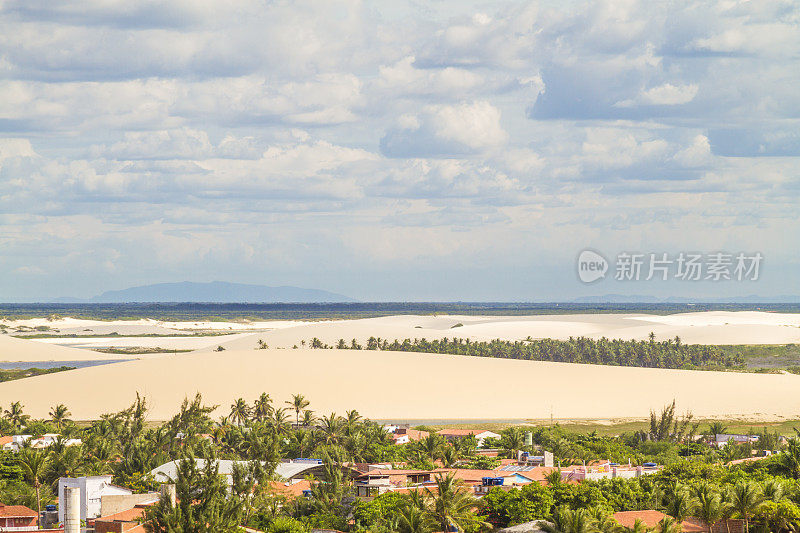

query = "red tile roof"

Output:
[[0, 502, 38, 518], [437, 429, 487, 437], [613, 510, 668, 529], [96, 502, 154, 523], [268, 479, 313, 498]]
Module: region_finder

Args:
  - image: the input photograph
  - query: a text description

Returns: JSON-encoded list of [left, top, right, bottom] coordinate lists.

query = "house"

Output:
[[437, 429, 500, 447], [267, 479, 314, 499], [561, 462, 661, 482], [58, 476, 133, 523], [713, 434, 759, 447], [2, 434, 81, 452], [93, 503, 153, 533], [385, 425, 429, 445], [0, 502, 38, 531], [354, 465, 559, 499]]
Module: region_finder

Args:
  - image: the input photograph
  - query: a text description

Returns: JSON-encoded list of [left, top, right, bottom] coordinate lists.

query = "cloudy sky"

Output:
[[0, 0, 798, 301]]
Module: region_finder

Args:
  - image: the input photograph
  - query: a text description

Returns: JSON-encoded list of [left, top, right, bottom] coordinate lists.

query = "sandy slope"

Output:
[[1, 347, 798, 421], [33, 333, 253, 351], [200, 312, 800, 352], [0, 333, 142, 362]]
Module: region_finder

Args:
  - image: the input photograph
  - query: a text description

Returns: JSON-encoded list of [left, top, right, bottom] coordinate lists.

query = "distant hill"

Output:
[[58, 281, 354, 303], [573, 294, 800, 304]]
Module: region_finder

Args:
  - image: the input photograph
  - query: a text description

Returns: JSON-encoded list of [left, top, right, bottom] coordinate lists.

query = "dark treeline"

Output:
[[311, 335, 745, 370]]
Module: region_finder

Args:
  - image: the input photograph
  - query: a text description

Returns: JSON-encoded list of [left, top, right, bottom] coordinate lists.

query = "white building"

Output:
[[58, 476, 132, 523], [2, 434, 81, 452], [436, 429, 501, 447], [714, 434, 759, 447], [562, 463, 661, 481]]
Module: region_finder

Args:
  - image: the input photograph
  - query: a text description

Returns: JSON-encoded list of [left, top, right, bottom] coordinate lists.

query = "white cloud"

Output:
[[381, 101, 507, 157], [616, 83, 699, 107], [0, 0, 799, 299]]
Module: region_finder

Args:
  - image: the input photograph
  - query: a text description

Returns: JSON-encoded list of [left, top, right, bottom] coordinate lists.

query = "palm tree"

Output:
[[656, 517, 682, 533], [344, 409, 362, 435], [419, 433, 445, 462], [285, 393, 310, 427], [665, 487, 692, 522], [500, 427, 526, 459], [544, 469, 563, 487], [761, 479, 784, 502], [320, 412, 344, 445], [425, 472, 487, 532], [301, 409, 317, 427], [693, 482, 723, 533], [5, 401, 30, 428], [440, 446, 459, 468], [17, 448, 50, 519], [729, 482, 763, 533], [252, 393, 272, 422], [542, 506, 598, 533], [589, 507, 621, 533], [229, 398, 251, 426], [50, 404, 72, 431], [397, 501, 435, 533], [269, 408, 291, 435], [707, 421, 727, 442], [781, 438, 800, 479], [626, 519, 653, 533]]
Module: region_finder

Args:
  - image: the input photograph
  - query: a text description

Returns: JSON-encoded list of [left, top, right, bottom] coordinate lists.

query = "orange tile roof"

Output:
[[681, 518, 713, 532], [0, 436, 12, 446], [268, 479, 313, 498], [0, 502, 38, 518], [437, 429, 486, 437], [96, 503, 153, 523], [613, 510, 668, 529]]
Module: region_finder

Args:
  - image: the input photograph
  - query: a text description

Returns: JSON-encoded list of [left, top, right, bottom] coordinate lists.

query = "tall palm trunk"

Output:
[[35, 481, 41, 529]]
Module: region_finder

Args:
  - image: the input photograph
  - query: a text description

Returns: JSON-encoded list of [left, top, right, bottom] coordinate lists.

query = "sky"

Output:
[[0, 0, 798, 302]]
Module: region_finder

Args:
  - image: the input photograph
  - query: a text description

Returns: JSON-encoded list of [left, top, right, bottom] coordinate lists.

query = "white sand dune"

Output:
[[0, 347, 798, 421], [0, 333, 140, 362], [34, 333, 253, 351], [199, 311, 800, 353]]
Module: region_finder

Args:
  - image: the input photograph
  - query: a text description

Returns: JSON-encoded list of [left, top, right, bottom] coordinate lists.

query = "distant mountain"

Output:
[[573, 294, 800, 304], [58, 281, 355, 303]]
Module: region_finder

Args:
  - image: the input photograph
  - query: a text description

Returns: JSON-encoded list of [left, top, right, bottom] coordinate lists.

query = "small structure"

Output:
[[384, 425, 429, 445], [151, 458, 359, 488], [2, 434, 81, 452], [58, 476, 133, 523], [0, 501, 38, 531], [561, 462, 661, 482], [517, 450, 554, 467], [437, 429, 500, 447], [713, 434, 759, 447], [94, 503, 153, 533]]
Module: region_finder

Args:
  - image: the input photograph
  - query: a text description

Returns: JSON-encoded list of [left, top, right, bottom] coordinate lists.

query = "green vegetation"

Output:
[[93, 347, 193, 355], [718, 344, 800, 369], [311, 335, 744, 370], [0, 366, 75, 383], [14, 332, 234, 339], [1, 397, 799, 532]]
